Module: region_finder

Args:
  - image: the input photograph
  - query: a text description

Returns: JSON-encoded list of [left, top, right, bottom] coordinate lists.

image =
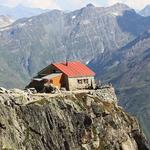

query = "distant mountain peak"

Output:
[[86, 3, 95, 8], [111, 3, 131, 9], [145, 4, 150, 8], [140, 4, 150, 16], [113, 2, 128, 6], [0, 4, 49, 19]]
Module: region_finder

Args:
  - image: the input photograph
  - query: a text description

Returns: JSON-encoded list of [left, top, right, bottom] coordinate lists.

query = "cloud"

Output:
[[58, 0, 101, 10], [0, 0, 22, 7], [107, 0, 149, 9], [71, 0, 100, 7], [0, 0, 61, 9], [0, 0, 149, 10], [0, 0, 101, 10], [23, 0, 61, 9]]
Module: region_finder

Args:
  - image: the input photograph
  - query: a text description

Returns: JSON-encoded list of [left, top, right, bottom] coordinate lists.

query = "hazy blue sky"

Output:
[[0, 0, 149, 10]]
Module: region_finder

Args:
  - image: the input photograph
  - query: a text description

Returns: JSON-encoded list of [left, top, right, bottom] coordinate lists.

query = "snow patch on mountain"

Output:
[[0, 26, 12, 31], [111, 12, 121, 16], [18, 22, 26, 27], [72, 15, 76, 19]]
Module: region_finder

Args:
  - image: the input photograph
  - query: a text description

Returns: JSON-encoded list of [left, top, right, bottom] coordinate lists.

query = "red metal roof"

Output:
[[52, 61, 95, 77]]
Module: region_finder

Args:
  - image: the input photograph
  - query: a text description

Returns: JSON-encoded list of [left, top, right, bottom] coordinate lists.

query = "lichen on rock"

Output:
[[0, 87, 149, 150]]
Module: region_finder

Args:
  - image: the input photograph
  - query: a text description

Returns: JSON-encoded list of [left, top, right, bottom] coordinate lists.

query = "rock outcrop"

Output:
[[0, 87, 149, 150]]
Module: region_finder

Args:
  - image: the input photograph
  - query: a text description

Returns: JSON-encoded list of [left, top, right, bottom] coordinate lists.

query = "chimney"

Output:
[[66, 59, 68, 66]]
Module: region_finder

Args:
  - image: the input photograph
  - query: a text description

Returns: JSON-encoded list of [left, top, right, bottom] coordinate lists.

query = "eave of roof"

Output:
[[42, 73, 62, 80]]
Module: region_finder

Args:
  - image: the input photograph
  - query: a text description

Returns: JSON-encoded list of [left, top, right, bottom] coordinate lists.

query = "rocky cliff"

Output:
[[0, 87, 149, 150]]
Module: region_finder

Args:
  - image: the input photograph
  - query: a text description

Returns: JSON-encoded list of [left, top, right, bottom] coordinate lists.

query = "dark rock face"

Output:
[[0, 87, 149, 150], [132, 130, 150, 150]]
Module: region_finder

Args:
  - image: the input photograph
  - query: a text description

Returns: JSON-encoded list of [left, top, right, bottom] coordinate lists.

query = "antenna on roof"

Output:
[[65, 53, 70, 66], [51, 56, 56, 64]]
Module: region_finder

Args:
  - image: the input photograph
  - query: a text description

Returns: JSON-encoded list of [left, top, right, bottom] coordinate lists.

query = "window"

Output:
[[77, 79, 82, 84], [53, 69, 61, 73], [84, 79, 88, 84], [52, 70, 56, 73]]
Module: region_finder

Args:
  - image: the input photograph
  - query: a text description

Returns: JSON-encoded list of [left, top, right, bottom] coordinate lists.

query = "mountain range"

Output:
[[0, 3, 150, 142], [0, 3, 150, 88], [0, 4, 49, 19]]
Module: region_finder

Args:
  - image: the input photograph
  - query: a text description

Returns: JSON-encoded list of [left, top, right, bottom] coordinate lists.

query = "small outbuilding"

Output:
[[27, 61, 96, 92]]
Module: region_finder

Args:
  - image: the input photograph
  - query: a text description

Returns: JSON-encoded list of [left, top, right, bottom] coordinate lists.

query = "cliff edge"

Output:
[[0, 87, 149, 150]]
